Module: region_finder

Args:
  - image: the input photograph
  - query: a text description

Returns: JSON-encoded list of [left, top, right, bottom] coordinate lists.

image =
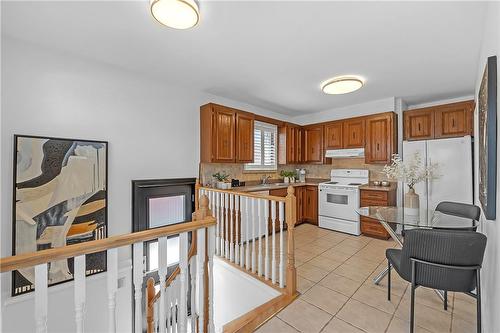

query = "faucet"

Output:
[[261, 175, 271, 184]]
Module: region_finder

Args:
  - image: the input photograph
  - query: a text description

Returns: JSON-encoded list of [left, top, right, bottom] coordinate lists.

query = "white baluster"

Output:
[[258, 198, 263, 276], [179, 232, 188, 332], [74, 255, 86, 333], [220, 192, 225, 257], [166, 283, 172, 333], [279, 202, 285, 288], [225, 193, 230, 259], [245, 196, 251, 270], [251, 198, 256, 274], [154, 302, 159, 333], [158, 236, 169, 333], [271, 201, 277, 284], [214, 191, 220, 256], [171, 280, 178, 333], [234, 195, 240, 265], [190, 256, 197, 333], [229, 194, 234, 262], [196, 228, 206, 333], [208, 226, 216, 333], [264, 199, 269, 280], [34, 264, 48, 333], [133, 242, 144, 333], [107, 248, 118, 333]]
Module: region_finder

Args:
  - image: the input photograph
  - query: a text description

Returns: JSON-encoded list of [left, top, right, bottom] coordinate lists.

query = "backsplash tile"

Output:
[[200, 158, 389, 186]]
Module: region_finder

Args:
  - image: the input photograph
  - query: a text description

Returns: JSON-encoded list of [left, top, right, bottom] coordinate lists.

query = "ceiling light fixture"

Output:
[[321, 76, 364, 95], [150, 0, 200, 29]]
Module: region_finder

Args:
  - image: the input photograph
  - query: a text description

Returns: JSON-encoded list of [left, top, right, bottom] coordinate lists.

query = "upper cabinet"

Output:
[[324, 121, 343, 149], [303, 125, 323, 164], [343, 118, 365, 148], [235, 112, 254, 162], [279, 124, 303, 164], [200, 103, 254, 163], [365, 112, 398, 164], [404, 100, 474, 141]]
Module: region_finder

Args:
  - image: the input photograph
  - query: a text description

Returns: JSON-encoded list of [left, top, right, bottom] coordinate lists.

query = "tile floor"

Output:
[[256, 224, 478, 333]]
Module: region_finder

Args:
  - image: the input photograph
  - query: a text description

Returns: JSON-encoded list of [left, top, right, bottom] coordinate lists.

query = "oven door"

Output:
[[319, 186, 359, 221]]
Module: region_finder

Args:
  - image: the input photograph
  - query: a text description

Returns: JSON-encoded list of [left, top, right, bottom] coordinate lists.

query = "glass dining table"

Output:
[[356, 206, 479, 299]]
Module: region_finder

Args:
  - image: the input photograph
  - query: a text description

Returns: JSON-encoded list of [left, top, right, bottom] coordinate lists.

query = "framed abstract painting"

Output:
[[12, 135, 108, 296], [478, 55, 497, 220]]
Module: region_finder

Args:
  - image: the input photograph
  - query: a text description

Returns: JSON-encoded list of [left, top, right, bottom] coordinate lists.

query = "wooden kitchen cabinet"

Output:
[[303, 186, 318, 225], [404, 108, 434, 141], [343, 118, 365, 148], [303, 125, 323, 164], [324, 121, 343, 149], [365, 112, 397, 164], [360, 187, 397, 239], [403, 100, 474, 141], [200, 103, 236, 163], [235, 112, 254, 162], [434, 101, 474, 138], [278, 124, 303, 164], [296, 186, 306, 225]]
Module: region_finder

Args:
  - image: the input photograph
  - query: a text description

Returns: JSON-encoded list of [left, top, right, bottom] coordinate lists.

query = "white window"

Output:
[[245, 121, 278, 171]]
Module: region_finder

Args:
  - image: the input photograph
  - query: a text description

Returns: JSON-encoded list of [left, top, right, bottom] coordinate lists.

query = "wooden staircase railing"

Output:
[[0, 195, 216, 333]]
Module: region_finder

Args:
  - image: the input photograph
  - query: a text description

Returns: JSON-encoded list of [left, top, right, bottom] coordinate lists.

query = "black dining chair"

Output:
[[386, 229, 487, 333], [435, 201, 481, 231]]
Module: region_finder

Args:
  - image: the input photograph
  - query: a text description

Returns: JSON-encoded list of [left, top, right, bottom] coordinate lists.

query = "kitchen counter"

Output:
[[359, 183, 397, 192], [234, 178, 327, 193]]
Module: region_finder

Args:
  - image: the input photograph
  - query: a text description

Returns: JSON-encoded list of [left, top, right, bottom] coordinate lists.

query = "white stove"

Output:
[[318, 169, 369, 235]]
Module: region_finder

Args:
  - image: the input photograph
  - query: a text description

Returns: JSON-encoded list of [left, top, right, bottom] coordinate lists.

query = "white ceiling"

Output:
[[2, 1, 486, 116]]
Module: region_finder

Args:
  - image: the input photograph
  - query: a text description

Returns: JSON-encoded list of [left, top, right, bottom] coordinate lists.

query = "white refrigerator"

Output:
[[403, 136, 473, 220]]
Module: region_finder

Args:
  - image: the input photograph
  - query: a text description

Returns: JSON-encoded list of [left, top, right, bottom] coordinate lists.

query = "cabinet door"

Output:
[[434, 101, 474, 138], [404, 109, 434, 140], [304, 186, 318, 224], [287, 126, 296, 163], [304, 126, 323, 163], [213, 106, 236, 162], [365, 113, 397, 164], [235, 113, 254, 163], [343, 118, 365, 148], [296, 186, 305, 224], [295, 127, 303, 163], [324, 122, 343, 149]]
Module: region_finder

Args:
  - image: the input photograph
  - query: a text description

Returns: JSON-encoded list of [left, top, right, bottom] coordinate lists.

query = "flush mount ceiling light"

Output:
[[150, 0, 200, 29], [321, 76, 364, 95]]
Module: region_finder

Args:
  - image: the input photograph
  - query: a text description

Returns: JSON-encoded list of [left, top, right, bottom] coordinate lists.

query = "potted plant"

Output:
[[280, 170, 296, 183], [383, 152, 439, 213], [212, 172, 230, 189]]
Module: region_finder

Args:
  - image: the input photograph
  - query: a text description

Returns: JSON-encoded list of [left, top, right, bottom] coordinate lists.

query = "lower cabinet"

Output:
[[269, 185, 318, 227], [359, 188, 396, 239]]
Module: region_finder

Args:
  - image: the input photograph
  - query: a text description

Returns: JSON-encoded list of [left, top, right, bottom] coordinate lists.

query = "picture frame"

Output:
[[12, 135, 108, 296], [478, 55, 497, 220]]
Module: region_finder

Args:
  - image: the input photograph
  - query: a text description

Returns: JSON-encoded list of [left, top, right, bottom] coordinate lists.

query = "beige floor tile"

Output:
[[386, 317, 431, 333], [452, 295, 477, 324], [401, 287, 451, 312], [298, 244, 329, 256], [336, 299, 392, 333], [334, 263, 374, 282], [332, 243, 361, 256], [321, 249, 353, 263], [321, 317, 365, 333], [256, 317, 299, 333], [352, 284, 402, 315], [301, 285, 349, 315], [295, 249, 317, 262], [277, 299, 332, 333], [297, 275, 316, 294], [394, 299, 452, 333], [319, 272, 363, 297], [310, 238, 337, 249], [307, 256, 343, 272], [344, 256, 380, 270], [297, 263, 330, 282], [451, 316, 476, 333], [338, 238, 369, 250]]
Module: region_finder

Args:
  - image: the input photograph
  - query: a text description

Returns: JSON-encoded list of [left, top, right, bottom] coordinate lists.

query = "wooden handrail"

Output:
[[0, 217, 216, 273], [199, 186, 287, 202]]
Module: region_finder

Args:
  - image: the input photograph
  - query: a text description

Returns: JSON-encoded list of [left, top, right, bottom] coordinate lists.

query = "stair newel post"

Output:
[[285, 186, 297, 295], [146, 278, 155, 333]]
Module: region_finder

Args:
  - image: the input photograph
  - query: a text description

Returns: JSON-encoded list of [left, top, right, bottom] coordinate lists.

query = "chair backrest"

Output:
[[400, 229, 487, 292], [435, 201, 481, 220]]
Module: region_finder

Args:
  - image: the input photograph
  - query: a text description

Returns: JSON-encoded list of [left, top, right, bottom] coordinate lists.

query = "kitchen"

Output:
[[198, 99, 475, 240]]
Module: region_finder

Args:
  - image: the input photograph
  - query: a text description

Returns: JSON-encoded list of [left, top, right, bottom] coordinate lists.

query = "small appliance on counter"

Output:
[[296, 168, 306, 182], [231, 179, 245, 187], [318, 169, 369, 235]]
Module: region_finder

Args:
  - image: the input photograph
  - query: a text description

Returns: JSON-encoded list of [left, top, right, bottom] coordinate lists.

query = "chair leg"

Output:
[[476, 269, 481, 333], [444, 290, 448, 311], [387, 260, 391, 301], [410, 260, 416, 333]]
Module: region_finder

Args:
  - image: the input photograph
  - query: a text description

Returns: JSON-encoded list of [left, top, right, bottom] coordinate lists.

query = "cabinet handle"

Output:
[[353, 133, 355, 139], [452, 119, 455, 127], [418, 123, 421, 131], [377, 143, 380, 151]]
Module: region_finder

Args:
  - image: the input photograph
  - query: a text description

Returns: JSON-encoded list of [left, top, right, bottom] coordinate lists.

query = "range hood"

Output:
[[325, 148, 365, 158]]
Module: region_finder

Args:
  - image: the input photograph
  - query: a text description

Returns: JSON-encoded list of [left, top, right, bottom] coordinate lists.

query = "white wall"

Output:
[[0, 37, 285, 332], [473, 3, 500, 332], [290, 97, 396, 125]]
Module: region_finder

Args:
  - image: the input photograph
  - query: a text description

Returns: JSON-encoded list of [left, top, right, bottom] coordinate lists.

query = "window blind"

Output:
[[245, 121, 278, 171]]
